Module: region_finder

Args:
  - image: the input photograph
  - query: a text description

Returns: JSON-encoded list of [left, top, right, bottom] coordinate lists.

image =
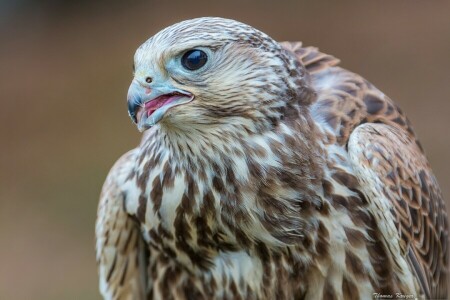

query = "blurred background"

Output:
[[0, 1, 449, 299]]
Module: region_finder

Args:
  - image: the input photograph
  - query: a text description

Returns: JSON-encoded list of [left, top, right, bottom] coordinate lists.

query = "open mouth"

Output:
[[135, 92, 193, 131]]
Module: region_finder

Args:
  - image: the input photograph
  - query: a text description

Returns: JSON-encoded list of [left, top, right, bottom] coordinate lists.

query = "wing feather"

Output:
[[348, 123, 448, 299], [96, 150, 149, 300], [280, 41, 340, 74], [283, 41, 447, 298]]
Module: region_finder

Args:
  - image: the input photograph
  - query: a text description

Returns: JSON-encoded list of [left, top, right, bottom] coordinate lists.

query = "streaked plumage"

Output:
[[96, 17, 448, 299]]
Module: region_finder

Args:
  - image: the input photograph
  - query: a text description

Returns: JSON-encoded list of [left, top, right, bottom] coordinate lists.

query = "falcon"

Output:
[[96, 17, 448, 299]]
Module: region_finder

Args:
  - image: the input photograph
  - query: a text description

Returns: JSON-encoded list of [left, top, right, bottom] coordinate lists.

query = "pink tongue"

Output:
[[144, 95, 173, 116]]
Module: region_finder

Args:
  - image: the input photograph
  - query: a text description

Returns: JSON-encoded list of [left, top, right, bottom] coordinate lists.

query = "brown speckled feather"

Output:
[[283, 41, 448, 298], [348, 124, 448, 299], [281, 41, 340, 74], [96, 150, 150, 299], [96, 19, 448, 300]]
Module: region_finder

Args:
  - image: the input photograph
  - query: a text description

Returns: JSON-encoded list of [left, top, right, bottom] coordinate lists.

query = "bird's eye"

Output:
[[181, 49, 208, 71]]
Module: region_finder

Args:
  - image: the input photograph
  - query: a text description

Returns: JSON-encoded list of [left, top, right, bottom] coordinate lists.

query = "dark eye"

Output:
[[181, 49, 208, 71]]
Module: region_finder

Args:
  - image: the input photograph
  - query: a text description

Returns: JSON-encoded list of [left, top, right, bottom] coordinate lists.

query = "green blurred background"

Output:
[[1, 1, 449, 299]]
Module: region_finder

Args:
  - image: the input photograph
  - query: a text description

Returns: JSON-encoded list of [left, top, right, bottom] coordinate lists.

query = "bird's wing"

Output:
[[347, 123, 448, 299], [96, 149, 149, 299], [280, 41, 340, 74]]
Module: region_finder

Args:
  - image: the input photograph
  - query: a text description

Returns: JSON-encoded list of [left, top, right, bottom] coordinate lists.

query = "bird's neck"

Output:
[[155, 103, 315, 161], [149, 113, 321, 220], [136, 111, 327, 276], [159, 121, 254, 162]]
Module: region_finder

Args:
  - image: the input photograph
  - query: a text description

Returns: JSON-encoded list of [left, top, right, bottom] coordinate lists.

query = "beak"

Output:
[[127, 80, 193, 132]]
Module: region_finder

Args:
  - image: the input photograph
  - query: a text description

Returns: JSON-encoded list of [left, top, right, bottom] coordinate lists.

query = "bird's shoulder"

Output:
[[102, 148, 140, 190], [280, 41, 340, 74], [284, 42, 448, 298], [96, 148, 149, 299], [282, 41, 417, 148], [347, 122, 448, 298]]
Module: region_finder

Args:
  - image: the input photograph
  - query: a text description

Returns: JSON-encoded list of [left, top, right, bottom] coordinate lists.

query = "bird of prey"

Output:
[[96, 17, 448, 300]]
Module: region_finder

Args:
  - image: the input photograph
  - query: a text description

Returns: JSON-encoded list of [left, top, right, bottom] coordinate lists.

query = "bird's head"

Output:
[[127, 17, 310, 133]]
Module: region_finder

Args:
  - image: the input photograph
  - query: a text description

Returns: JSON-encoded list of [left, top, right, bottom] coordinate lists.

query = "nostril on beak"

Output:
[[145, 77, 153, 83]]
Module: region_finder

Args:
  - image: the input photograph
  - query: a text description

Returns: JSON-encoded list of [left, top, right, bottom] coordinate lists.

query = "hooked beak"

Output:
[[127, 80, 194, 132]]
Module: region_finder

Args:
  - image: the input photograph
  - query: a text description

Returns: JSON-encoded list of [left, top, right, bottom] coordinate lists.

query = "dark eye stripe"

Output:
[[181, 49, 208, 71]]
